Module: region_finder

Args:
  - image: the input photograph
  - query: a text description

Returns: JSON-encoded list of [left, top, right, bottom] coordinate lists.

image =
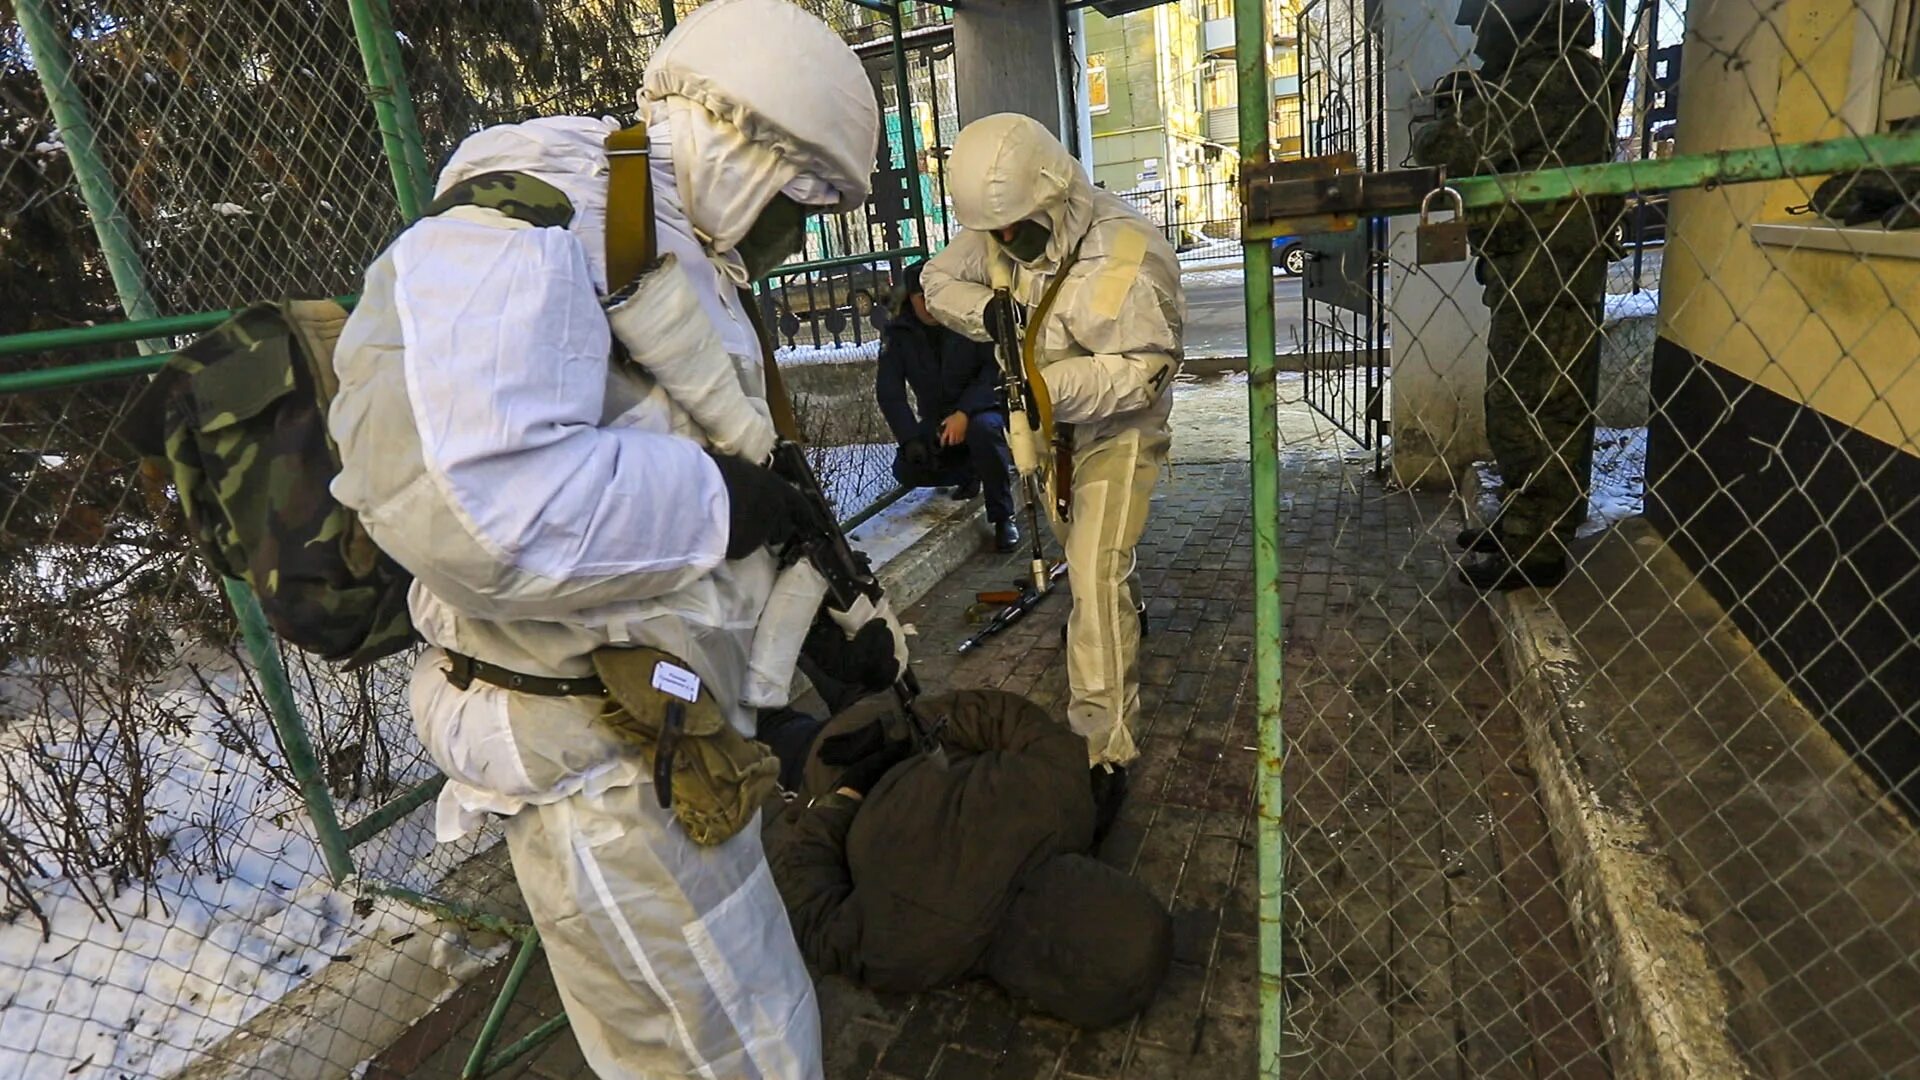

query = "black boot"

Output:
[[993, 519, 1020, 552], [1459, 552, 1568, 592], [1090, 764, 1129, 846], [952, 478, 981, 501]]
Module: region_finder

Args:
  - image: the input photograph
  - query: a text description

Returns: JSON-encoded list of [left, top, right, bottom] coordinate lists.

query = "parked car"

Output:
[[758, 260, 898, 341], [1612, 193, 1669, 250], [1271, 235, 1310, 276], [1269, 234, 1386, 276]]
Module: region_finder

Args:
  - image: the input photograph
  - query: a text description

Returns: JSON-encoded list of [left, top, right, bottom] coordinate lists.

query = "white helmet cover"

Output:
[[642, 0, 880, 213]]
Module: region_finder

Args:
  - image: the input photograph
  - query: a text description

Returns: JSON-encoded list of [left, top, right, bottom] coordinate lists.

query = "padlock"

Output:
[[1416, 187, 1469, 265]]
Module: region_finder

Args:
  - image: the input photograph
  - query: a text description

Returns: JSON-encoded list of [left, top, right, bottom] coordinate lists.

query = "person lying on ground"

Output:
[[755, 689, 1173, 1028]]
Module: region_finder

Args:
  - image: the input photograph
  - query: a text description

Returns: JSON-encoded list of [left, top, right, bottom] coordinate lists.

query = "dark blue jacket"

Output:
[[876, 307, 1002, 445]]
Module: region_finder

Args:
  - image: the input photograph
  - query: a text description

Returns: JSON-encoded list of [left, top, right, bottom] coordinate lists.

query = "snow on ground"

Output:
[[844, 487, 953, 572], [1176, 238, 1242, 264], [1471, 425, 1647, 540], [0, 655, 494, 1080], [775, 339, 881, 366], [1180, 253, 1246, 273], [1605, 290, 1660, 321], [1183, 267, 1249, 289], [807, 442, 895, 520], [1581, 426, 1648, 538]]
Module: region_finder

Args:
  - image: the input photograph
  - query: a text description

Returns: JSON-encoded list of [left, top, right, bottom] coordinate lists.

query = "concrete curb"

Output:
[[1465, 479, 1750, 1080], [172, 881, 508, 1080], [858, 491, 989, 611], [178, 493, 989, 1080]]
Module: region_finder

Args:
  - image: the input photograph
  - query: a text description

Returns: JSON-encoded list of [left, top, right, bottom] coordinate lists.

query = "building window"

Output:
[[1275, 99, 1303, 142], [1089, 54, 1110, 115], [1273, 44, 1300, 81], [1887, 0, 1920, 125]]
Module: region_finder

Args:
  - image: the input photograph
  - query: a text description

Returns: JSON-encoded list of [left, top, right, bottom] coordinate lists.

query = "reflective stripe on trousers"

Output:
[[504, 785, 821, 1079], [1050, 426, 1169, 767]]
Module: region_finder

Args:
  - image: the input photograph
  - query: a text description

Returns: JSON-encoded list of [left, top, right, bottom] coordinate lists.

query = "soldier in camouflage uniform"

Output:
[[1411, 0, 1619, 589]]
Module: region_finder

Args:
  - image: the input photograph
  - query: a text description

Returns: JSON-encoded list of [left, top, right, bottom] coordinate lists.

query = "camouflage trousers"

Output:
[[1480, 246, 1605, 562]]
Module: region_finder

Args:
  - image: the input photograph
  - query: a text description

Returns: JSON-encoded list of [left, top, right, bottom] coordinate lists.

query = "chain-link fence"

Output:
[[8, 0, 1920, 1074], [1244, 0, 1920, 1072], [0, 2, 954, 1076]]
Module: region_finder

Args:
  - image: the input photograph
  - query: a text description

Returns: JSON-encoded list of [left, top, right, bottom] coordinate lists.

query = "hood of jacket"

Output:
[[946, 113, 1096, 275], [640, 0, 879, 261]]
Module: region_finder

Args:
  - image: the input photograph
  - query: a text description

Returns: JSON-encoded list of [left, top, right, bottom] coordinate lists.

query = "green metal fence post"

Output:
[[17, 0, 359, 891], [13, 0, 163, 345], [226, 580, 357, 885], [660, 0, 678, 34], [1235, 0, 1287, 1077], [369, 0, 433, 207], [888, 1, 928, 249], [346, 0, 429, 221]]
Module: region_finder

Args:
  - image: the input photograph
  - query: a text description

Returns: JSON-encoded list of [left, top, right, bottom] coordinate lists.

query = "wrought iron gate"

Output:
[[1296, 0, 1388, 457]]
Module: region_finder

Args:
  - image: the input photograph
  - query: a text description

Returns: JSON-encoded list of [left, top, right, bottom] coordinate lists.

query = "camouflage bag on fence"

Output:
[[124, 300, 417, 668], [119, 170, 585, 668]]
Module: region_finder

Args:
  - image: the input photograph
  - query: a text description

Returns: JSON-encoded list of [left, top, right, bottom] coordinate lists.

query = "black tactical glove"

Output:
[[983, 291, 1018, 344], [709, 452, 816, 559], [897, 437, 935, 477], [803, 612, 902, 692]]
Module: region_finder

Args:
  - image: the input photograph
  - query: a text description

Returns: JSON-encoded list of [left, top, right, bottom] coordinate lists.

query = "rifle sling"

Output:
[[1018, 245, 1081, 443], [603, 124, 658, 294], [740, 290, 804, 443]]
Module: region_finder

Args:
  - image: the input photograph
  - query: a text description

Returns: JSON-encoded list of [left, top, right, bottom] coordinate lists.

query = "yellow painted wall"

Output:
[[1664, 0, 1920, 455]]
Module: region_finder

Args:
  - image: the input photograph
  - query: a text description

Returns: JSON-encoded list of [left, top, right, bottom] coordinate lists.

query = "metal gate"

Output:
[[1296, 0, 1388, 457]]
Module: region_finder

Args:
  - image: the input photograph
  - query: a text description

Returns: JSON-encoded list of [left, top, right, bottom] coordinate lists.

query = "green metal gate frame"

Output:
[[1231, 0, 1920, 1075], [1, 0, 935, 1074]]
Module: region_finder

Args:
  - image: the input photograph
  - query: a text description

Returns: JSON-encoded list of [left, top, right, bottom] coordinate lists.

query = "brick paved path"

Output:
[[366, 437, 1605, 1079]]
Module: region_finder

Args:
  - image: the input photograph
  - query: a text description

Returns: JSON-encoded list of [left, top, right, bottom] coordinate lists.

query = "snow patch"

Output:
[[803, 442, 895, 521], [210, 203, 250, 218], [1472, 425, 1646, 540], [1183, 267, 1249, 289], [776, 340, 880, 366], [1581, 426, 1647, 538], [0, 655, 491, 1080], [1605, 290, 1660, 321]]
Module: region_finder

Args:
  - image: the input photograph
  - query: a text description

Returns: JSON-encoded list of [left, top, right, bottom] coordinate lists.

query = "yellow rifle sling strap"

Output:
[[1016, 246, 1082, 441], [739, 290, 804, 444], [603, 124, 658, 294]]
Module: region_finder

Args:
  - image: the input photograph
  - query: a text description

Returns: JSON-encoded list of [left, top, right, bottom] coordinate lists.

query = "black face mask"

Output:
[[735, 195, 813, 278], [1001, 219, 1053, 264]]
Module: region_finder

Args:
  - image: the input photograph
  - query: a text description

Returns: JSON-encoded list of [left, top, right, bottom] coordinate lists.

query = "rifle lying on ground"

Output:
[[959, 560, 1069, 654], [768, 441, 946, 758]]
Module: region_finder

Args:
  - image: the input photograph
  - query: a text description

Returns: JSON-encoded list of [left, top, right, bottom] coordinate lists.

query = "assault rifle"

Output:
[[985, 289, 1057, 599], [768, 440, 945, 758], [958, 561, 1068, 654]]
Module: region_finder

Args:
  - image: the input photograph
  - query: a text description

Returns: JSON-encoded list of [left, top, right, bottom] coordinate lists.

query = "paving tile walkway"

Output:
[[365, 394, 1606, 1078]]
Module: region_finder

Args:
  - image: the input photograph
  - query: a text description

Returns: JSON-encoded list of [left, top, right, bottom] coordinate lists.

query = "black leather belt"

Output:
[[443, 651, 606, 697]]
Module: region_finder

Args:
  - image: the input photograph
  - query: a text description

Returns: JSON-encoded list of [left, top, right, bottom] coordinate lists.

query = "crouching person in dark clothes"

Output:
[[757, 689, 1173, 1027], [878, 263, 1021, 552]]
